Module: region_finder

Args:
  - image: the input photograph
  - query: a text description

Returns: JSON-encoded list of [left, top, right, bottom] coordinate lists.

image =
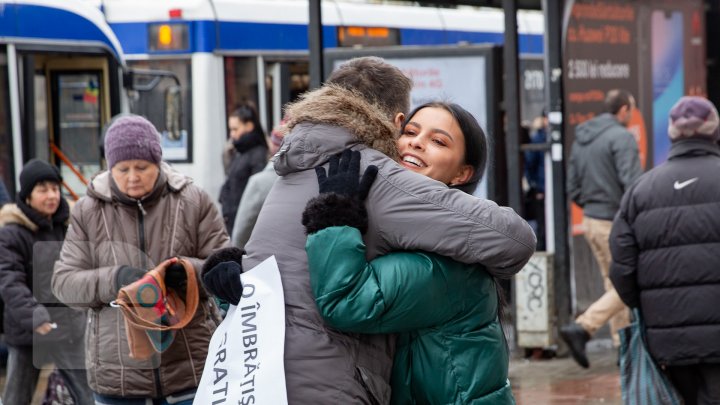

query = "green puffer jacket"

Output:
[[306, 226, 515, 405]]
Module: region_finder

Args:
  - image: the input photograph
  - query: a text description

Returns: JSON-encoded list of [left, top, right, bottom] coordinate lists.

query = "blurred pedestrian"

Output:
[[0, 159, 92, 405], [202, 57, 535, 403], [302, 102, 515, 403], [561, 89, 643, 368], [0, 179, 10, 207], [611, 96, 720, 404], [52, 114, 228, 404], [219, 103, 268, 234], [524, 111, 548, 250], [231, 120, 285, 249]]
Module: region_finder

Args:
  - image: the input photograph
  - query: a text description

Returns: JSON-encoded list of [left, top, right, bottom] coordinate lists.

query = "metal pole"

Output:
[[7, 44, 23, 191], [503, 0, 522, 215], [541, 0, 572, 331], [308, 0, 324, 90]]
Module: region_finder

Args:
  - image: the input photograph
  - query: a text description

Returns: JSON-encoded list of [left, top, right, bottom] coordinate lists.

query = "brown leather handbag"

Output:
[[114, 258, 199, 360]]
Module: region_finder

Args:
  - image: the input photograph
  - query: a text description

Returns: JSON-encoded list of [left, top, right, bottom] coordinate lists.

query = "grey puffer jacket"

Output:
[[52, 163, 229, 398], [567, 113, 642, 220], [242, 85, 536, 404]]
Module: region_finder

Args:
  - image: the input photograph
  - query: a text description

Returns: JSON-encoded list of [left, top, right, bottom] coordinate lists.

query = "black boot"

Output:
[[560, 322, 591, 368]]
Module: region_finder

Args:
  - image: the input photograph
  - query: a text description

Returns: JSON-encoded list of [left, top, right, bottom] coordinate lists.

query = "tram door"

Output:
[[262, 60, 308, 132], [23, 55, 113, 198], [225, 56, 308, 135]]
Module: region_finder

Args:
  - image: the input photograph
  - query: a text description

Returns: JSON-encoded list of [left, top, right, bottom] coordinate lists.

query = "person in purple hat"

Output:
[[610, 96, 720, 404], [52, 114, 228, 404]]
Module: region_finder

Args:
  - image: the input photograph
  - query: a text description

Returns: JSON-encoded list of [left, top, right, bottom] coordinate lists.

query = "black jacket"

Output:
[[610, 139, 720, 366], [0, 198, 84, 346], [219, 128, 268, 233], [567, 113, 643, 220]]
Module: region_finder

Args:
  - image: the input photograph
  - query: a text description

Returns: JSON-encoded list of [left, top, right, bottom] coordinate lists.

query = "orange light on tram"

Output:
[[337, 26, 399, 47], [148, 23, 189, 52], [347, 27, 366, 37], [366, 27, 389, 38], [158, 24, 173, 47]]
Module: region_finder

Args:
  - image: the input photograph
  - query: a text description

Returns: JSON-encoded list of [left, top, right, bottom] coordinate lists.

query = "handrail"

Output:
[[61, 180, 80, 201], [50, 143, 89, 186]]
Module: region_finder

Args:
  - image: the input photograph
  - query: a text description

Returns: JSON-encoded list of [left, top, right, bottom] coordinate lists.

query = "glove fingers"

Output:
[[358, 165, 378, 201], [349, 150, 361, 178], [338, 149, 352, 174], [219, 282, 237, 305], [227, 273, 242, 305], [315, 166, 327, 185], [328, 154, 339, 176]]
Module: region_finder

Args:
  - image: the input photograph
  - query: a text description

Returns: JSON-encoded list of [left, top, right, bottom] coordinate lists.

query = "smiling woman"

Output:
[[301, 101, 516, 404], [399, 101, 488, 194]]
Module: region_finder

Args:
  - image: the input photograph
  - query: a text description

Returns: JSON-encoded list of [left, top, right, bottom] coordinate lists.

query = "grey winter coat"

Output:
[[567, 113, 642, 220], [242, 85, 536, 404], [231, 161, 278, 249], [52, 163, 229, 398]]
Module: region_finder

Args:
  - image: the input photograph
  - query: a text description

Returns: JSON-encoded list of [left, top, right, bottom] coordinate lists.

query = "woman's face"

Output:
[[397, 107, 473, 186], [111, 160, 160, 199], [228, 117, 255, 141], [27, 181, 61, 218]]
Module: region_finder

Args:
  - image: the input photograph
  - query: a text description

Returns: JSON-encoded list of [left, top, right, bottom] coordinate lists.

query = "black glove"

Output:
[[302, 149, 378, 235], [316, 149, 377, 199], [115, 266, 145, 293], [164, 261, 188, 296], [201, 248, 245, 305]]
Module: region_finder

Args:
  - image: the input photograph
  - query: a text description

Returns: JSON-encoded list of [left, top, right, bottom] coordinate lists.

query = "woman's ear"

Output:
[[449, 165, 474, 187], [394, 113, 405, 130]]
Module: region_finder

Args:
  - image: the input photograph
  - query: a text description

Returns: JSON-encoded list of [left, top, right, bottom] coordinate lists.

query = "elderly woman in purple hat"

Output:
[[52, 114, 228, 405], [610, 96, 720, 404]]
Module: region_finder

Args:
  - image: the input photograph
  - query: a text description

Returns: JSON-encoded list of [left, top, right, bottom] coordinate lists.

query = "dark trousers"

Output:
[[2, 342, 94, 405], [666, 364, 720, 405]]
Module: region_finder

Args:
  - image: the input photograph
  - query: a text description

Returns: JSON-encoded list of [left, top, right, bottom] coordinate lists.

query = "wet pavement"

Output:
[[510, 344, 622, 404]]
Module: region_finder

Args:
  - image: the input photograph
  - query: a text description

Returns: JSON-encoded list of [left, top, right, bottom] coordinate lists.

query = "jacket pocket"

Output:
[[356, 366, 391, 405]]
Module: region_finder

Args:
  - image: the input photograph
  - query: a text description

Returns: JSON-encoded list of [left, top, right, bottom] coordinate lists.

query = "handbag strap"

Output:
[[116, 258, 200, 331]]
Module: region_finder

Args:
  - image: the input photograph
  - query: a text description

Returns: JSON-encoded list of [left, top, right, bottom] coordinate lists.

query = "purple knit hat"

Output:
[[104, 115, 162, 168], [668, 96, 720, 142]]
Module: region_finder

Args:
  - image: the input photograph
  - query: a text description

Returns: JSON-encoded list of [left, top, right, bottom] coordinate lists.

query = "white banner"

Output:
[[194, 256, 288, 405]]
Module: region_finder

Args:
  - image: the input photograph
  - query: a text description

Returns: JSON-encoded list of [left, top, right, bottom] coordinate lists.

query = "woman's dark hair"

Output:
[[401, 101, 488, 195], [229, 101, 263, 133]]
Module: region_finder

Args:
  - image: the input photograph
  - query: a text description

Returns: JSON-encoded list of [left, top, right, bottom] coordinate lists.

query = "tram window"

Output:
[[0, 50, 14, 194], [54, 72, 102, 196], [33, 74, 49, 163], [127, 59, 192, 162], [224, 57, 259, 127]]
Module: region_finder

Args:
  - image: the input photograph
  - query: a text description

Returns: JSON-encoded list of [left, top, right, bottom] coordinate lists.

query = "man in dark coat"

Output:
[[0, 159, 92, 404], [610, 96, 720, 404], [561, 89, 643, 368]]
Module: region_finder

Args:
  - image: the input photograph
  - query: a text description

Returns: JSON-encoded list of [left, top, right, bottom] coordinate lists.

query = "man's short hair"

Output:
[[327, 56, 412, 119], [604, 89, 634, 115]]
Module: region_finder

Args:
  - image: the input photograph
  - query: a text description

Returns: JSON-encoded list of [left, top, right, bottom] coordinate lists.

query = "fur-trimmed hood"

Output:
[[275, 85, 399, 175], [0, 203, 36, 231]]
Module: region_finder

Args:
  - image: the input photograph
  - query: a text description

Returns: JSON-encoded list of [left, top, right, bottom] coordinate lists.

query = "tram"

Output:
[[101, 0, 545, 198], [0, 0, 179, 198]]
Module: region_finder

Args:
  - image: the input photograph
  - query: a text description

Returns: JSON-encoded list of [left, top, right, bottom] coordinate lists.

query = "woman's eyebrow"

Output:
[[431, 128, 453, 140]]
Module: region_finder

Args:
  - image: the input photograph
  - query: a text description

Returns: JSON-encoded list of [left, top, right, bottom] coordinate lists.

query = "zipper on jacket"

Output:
[[136, 199, 161, 396], [154, 365, 163, 398], [136, 200, 147, 269]]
